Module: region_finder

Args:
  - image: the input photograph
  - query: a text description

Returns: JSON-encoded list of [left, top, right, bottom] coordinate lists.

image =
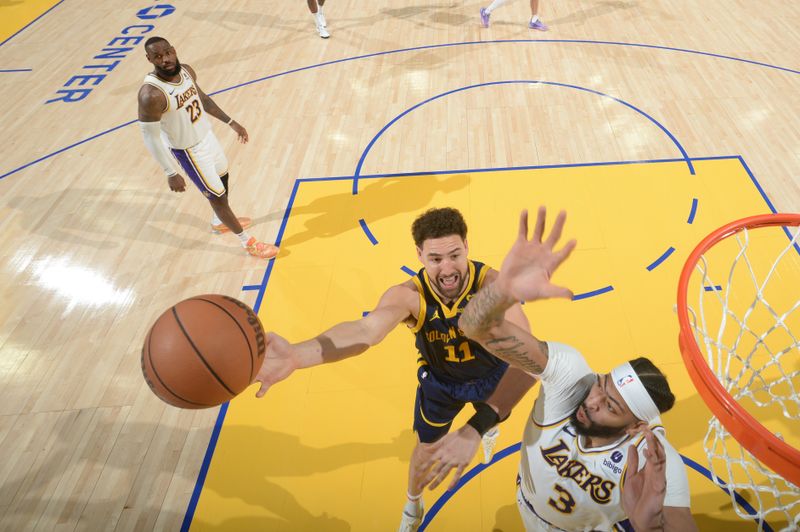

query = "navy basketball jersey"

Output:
[[410, 260, 508, 382]]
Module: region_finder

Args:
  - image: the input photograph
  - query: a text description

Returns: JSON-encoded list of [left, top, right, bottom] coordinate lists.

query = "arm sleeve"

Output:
[[531, 342, 595, 423], [139, 121, 179, 176]]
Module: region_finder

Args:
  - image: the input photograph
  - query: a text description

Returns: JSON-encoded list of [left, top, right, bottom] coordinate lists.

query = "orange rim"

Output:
[[677, 213, 800, 488]]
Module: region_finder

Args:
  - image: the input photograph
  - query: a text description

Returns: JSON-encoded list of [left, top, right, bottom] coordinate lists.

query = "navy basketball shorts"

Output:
[[413, 363, 508, 443]]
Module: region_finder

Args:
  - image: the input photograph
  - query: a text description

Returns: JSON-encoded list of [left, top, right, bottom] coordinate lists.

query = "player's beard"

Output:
[[155, 58, 182, 79], [570, 392, 627, 439]]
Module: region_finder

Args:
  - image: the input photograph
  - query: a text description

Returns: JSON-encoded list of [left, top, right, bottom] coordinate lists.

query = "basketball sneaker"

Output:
[[316, 23, 330, 39], [245, 237, 279, 259], [480, 7, 490, 28], [398, 500, 424, 532], [481, 426, 499, 464], [529, 18, 548, 31], [211, 216, 252, 234]]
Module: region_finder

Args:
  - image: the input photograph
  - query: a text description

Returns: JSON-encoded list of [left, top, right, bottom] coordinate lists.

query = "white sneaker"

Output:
[[481, 427, 499, 464], [316, 23, 330, 38], [398, 500, 424, 532]]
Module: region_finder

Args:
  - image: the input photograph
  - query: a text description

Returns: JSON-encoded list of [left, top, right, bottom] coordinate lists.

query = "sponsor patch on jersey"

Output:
[[602, 457, 624, 476]]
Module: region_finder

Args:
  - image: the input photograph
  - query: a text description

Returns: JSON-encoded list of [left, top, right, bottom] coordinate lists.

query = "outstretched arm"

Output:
[[183, 64, 248, 143], [460, 207, 576, 373], [255, 283, 418, 397]]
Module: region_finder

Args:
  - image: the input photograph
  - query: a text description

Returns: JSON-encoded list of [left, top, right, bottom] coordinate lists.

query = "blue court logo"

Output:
[[611, 450, 624, 463], [137, 4, 175, 19]]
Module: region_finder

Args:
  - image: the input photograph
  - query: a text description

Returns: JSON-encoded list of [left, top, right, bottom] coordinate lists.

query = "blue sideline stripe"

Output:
[[646, 246, 675, 271], [180, 402, 229, 532], [359, 218, 378, 245], [1, 119, 136, 180], [0, 0, 67, 48], [181, 180, 302, 528], [0, 68, 32, 73], [297, 155, 743, 183], [736, 155, 800, 256], [687, 198, 698, 224], [572, 285, 614, 300]]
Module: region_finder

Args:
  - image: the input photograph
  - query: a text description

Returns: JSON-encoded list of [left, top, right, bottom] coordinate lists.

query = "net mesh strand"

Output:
[[688, 224, 800, 532]]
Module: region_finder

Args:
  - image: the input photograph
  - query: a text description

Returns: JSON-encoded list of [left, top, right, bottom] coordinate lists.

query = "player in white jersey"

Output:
[[137, 37, 279, 259], [424, 207, 698, 531]]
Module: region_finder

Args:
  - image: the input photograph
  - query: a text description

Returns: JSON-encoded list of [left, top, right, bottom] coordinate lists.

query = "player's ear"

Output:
[[416, 245, 423, 261], [463, 238, 469, 254], [626, 420, 647, 436]]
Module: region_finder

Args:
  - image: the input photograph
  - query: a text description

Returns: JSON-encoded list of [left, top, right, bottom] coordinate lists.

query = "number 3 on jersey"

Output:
[[186, 99, 202, 123], [548, 484, 576, 514]]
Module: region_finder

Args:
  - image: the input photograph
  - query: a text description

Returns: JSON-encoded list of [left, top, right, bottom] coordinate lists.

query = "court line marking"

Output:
[[184, 153, 779, 530], [418, 442, 775, 531], [646, 246, 676, 271], [2, 39, 798, 181], [0, 0, 67, 48], [0, 68, 33, 73], [351, 79, 695, 197]]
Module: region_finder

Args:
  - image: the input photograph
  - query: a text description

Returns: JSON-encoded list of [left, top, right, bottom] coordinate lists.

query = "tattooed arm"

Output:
[[460, 283, 551, 373], [460, 207, 576, 374]]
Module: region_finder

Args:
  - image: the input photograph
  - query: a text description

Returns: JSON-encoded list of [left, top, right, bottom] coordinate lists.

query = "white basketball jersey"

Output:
[[518, 343, 690, 531], [143, 67, 211, 149]]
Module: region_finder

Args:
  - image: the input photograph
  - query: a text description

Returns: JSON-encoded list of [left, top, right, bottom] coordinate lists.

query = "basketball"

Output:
[[141, 294, 267, 409]]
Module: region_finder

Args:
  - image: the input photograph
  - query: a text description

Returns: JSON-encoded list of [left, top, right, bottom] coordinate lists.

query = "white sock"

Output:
[[485, 0, 508, 14], [314, 12, 324, 25], [236, 231, 251, 247], [318, 5, 324, 16], [530, 14, 540, 23], [211, 213, 222, 226]]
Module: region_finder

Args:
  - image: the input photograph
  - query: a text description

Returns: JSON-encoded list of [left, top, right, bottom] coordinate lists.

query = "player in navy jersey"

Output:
[[255, 207, 536, 531], [425, 206, 697, 531]]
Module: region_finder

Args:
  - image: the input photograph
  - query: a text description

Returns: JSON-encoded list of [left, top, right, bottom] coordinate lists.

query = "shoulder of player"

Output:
[[383, 280, 420, 305], [182, 64, 198, 81], [481, 267, 499, 284], [138, 83, 166, 114]]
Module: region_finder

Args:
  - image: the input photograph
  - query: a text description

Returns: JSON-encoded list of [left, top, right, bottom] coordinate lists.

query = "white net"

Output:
[[685, 221, 800, 531]]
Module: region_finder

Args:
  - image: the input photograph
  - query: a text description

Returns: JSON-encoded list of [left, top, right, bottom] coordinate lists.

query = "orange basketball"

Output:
[[141, 294, 266, 409]]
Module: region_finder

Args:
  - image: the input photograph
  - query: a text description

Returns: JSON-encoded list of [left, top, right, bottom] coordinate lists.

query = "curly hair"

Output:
[[630, 357, 676, 414], [411, 207, 467, 248]]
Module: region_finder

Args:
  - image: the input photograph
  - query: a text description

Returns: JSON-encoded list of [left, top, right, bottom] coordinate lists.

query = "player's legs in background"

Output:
[[529, 0, 548, 30], [307, 0, 330, 38], [208, 191, 278, 259]]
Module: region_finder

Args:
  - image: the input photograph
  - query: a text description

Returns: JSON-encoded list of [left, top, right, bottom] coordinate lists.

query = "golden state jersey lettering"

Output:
[[540, 440, 616, 505], [410, 260, 506, 382]]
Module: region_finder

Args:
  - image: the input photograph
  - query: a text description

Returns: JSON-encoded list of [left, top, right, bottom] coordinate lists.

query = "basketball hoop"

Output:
[[677, 213, 800, 531]]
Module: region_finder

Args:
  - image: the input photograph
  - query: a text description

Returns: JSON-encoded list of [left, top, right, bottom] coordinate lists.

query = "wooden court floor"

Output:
[[0, 1, 798, 531]]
